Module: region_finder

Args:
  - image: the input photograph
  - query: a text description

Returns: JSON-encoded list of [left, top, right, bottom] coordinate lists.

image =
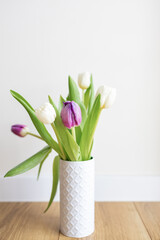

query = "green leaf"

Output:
[[10, 90, 34, 111], [75, 126, 82, 145], [79, 102, 87, 129], [10, 90, 61, 156], [84, 75, 94, 113], [48, 95, 59, 116], [37, 160, 44, 180], [58, 95, 65, 113], [4, 146, 52, 177], [84, 87, 90, 109], [88, 139, 94, 159], [68, 75, 81, 102], [37, 149, 51, 180], [49, 96, 81, 161], [80, 94, 101, 160], [66, 94, 70, 101], [88, 75, 95, 114], [44, 155, 60, 212], [68, 76, 87, 129]]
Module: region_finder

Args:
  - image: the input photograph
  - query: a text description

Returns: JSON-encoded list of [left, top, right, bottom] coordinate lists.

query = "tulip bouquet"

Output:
[[5, 73, 116, 212]]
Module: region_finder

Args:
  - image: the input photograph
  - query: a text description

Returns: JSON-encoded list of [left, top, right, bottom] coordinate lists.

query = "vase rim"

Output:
[[60, 157, 94, 162]]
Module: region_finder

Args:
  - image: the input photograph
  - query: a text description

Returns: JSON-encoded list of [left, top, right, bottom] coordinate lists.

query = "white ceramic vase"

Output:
[[60, 158, 95, 238]]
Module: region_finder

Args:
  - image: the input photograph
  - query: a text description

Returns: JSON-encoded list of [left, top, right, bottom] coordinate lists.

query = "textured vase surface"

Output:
[[60, 159, 95, 238]]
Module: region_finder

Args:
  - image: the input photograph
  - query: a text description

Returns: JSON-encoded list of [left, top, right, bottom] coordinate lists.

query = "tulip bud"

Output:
[[35, 102, 56, 124], [61, 101, 82, 129], [96, 86, 116, 109], [78, 72, 91, 90], [11, 124, 29, 137]]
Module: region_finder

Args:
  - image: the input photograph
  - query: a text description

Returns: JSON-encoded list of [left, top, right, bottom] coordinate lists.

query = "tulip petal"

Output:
[[61, 103, 73, 129], [104, 88, 117, 108], [71, 101, 82, 127], [60, 101, 81, 129], [78, 72, 91, 90], [11, 124, 28, 137], [35, 102, 56, 124]]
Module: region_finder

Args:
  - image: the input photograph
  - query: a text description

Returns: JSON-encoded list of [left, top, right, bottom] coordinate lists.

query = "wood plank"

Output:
[[95, 202, 151, 240], [135, 202, 160, 240], [0, 202, 60, 240], [0, 202, 156, 240], [59, 202, 151, 240]]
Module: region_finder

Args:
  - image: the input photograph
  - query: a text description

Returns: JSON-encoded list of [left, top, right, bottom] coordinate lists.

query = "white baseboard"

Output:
[[0, 175, 160, 201]]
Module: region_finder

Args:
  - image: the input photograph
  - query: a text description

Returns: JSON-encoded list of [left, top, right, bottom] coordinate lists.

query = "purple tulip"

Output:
[[61, 101, 82, 129], [11, 124, 29, 137]]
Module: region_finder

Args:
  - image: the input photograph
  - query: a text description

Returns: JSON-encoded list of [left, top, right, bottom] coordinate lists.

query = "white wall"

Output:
[[0, 0, 160, 184]]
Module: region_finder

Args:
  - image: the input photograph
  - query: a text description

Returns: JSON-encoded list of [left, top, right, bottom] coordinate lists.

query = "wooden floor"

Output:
[[0, 202, 160, 240]]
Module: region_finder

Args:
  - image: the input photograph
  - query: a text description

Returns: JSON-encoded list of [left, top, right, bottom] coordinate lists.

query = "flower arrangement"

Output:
[[5, 73, 116, 212]]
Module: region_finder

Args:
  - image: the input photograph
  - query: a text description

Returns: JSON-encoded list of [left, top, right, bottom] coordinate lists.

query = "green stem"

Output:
[[71, 127, 76, 142], [51, 123, 66, 160], [82, 89, 85, 103], [27, 132, 44, 140]]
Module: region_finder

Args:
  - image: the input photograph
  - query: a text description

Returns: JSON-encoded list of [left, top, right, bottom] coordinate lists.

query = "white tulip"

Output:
[[96, 85, 116, 109], [78, 72, 91, 89], [35, 102, 56, 124]]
